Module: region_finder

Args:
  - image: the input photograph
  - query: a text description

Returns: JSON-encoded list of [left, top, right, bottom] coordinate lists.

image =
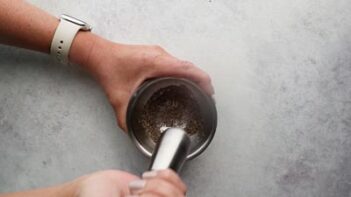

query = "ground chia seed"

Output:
[[138, 85, 204, 143]]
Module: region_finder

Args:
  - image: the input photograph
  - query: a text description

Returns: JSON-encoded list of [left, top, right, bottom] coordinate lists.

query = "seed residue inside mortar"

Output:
[[138, 85, 204, 143]]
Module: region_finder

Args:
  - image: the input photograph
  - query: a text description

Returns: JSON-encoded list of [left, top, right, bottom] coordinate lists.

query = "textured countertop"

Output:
[[0, 0, 350, 196]]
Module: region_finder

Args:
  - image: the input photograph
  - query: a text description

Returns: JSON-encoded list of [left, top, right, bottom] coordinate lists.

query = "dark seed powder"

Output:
[[138, 85, 204, 143]]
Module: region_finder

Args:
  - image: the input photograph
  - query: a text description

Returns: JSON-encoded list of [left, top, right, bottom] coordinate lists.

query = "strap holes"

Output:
[[60, 40, 64, 44], [58, 46, 62, 49]]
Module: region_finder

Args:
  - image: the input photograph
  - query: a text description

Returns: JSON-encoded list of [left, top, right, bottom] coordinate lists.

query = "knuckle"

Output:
[[203, 73, 211, 83], [178, 183, 187, 194], [116, 115, 127, 132], [149, 54, 165, 70], [152, 45, 164, 52], [140, 52, 163, 67], [108, 95, 121, 108], [117, 116, 123, 127], [103, 170, 122, 179], [145, 179, 162, 190], [182, 184, 188, 193], [180, 61, 193, 68], [161, 169, 174, 180], [140, 52, 152, 65], [153, 54, 164, 62]]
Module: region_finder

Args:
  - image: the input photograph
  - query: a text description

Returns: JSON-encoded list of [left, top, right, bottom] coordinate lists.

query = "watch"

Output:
[[50, 14, 92, 64]]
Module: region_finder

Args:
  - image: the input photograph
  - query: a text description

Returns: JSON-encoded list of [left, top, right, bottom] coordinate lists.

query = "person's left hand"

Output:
[[71, 33, 214, 132]]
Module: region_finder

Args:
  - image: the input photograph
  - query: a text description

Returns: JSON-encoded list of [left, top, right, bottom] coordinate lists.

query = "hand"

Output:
[[0, 170, 139, 197], [73, 170, 139, 197], [128, 169, 187, 197], [0, 169, 186, 197], [71, 33, 214, 132], [75, 169, 186, 197]]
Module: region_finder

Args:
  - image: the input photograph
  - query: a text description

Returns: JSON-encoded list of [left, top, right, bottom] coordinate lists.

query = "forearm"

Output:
[[0, 0, 102, 68], [0, 0, 57, 53], [0, 182, 77, 197]]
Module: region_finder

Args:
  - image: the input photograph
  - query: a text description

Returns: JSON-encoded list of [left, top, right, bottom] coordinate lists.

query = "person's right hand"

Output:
[[73, 169, 187, 197], [128, 169, 187, 197], [0, 169, 186, 197]]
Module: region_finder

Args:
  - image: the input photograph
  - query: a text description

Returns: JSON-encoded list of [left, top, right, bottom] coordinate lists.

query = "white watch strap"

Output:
[[50, 19, 81, 64]]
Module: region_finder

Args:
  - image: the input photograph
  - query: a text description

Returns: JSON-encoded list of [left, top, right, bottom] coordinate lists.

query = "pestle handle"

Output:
[[148, 128, 191, 173]]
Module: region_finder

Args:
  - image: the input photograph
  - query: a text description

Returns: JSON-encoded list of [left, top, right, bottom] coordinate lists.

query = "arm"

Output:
[[1, 169, 186, 197], [0, 0, 57, 53], [0, 0, 214, 131], [0, 0, 98, 68], [0, 184, 75, 197], [1, 1, 199, 196]]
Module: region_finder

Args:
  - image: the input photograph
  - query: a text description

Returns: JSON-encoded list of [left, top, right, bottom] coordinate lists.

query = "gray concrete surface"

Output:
[[1, 0, 351, 196]]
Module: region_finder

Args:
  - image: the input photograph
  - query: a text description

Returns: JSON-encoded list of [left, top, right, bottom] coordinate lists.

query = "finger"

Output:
[[168, 59, 214, 95], [140, 192, 183, 197], [117, 78, 148, 133], [144, 178, 184, 197], [129, 179, 146, 195], [113, 94, 129, 132], [178, 61, 215, 96], [106, 86, 130, 133], [149, 45, 170, 55], [150, 56, 215, 95], [139, 194, 159, 197], [142, 170, 186, 193], [126, 194, 158, 197]]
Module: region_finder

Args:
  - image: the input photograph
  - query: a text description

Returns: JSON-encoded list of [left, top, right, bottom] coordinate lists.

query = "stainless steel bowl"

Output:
[[126, 77, 217, 160]]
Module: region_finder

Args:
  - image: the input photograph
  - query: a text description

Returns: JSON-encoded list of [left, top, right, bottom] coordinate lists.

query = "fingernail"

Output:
[[160, 126, 169, 133], [142, 171, 158, 179], [129, 180, 146, 191]]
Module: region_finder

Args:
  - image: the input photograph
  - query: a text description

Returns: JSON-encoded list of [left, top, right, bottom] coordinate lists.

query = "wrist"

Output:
[[55, 178, 81, 197], [69, 31, 99, 67], [69, 32, 121, 81]]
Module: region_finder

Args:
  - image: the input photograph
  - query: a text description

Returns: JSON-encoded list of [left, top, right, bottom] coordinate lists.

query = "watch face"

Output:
[[60, 14, 92, 31]]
